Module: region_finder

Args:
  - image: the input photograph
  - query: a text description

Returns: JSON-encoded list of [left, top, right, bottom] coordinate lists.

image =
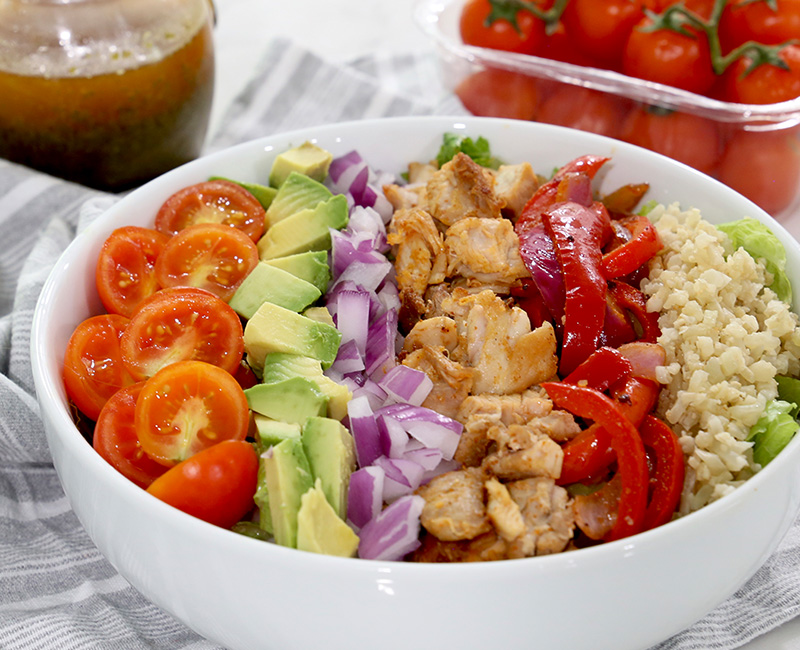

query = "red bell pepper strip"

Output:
[[563, 346, 632, 393], [601, 214, 663, 279], [608, 280, 662, 343], [543, 381, 649, 541], [640, 415, 685, 530], [543, 201, 608, 376], [601, 291, 637, 349]]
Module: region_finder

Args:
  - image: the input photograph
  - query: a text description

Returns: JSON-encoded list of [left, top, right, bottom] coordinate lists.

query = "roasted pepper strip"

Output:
[[543, 201, 608, 376], [608, 280, 662, 343], [543, 381, 649, 541], [640, 415, 685, 530], [564, 346, 632, 393], [601, 214, 663, 279]]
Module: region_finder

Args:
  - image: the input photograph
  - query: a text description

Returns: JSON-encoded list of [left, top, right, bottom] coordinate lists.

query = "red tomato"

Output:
[[136, 360, 251, 467], [720, 0, 800, 52], [95, 226, 169, 317], [459, 0, 548, 54], [538, 21, 597, 66], [561, 0, 646, 70], [63, 313, 134, 420], [154, 222, 259, 302], [119, 286, 244, 381], [455, 68, 541, 120], [619, 106, 722, 176], [722, 44, 800, 105], [536, 85, 631, 138], [93, 382, 167, 488], [717, 128, 800, 217], [146, 439, 259, 528], [154, 180, 266, 242], [623, 17, 716, 95]]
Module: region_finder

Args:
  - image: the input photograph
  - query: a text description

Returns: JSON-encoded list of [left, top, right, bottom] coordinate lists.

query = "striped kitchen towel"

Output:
[[1, 36, 798, 650]]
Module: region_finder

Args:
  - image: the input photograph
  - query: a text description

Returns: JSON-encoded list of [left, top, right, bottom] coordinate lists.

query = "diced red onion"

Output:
[[358, 495, 424, 561], [330, 338, 365, 375], [347, 466, 385, 531], [378, 415, 410, 458], [365, 308, 399, 379], [376, 403, 462, 461], [378, 365, 433, 407], [332, 258, 393, 293], [351, 379, 388, 412], [328, 150, 364, 184], [334, 289, 372, 356], [347, 395, 382, 468], [402, 446, 443, 472]]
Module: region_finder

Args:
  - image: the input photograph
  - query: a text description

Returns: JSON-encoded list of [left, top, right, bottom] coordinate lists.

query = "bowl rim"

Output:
[[413, 0, 800, 128], [29, 114, 800, 577]]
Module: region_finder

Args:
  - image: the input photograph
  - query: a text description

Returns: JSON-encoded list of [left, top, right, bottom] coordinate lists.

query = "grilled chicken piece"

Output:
[[402, 316, 459, 354], [417, 467, 492, 542], [492, 162, 540, 221], [383, 162, 437, 211], [506, 478, 575, 558], [443, 217, 530, 288], [402, 345, 474, 420], [411, 530, 508, 563], [425, 152, 504, 226], [387, 207, 447, 296], [441, 289, 558, 394], [485, 477, 526, 542], [483, 423, 564, 481], [529, 410, 583, 443]]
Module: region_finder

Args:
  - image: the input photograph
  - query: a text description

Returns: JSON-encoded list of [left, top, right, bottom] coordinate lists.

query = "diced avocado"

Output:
[[210, 176, 277, 209], [253, 457, 274, 535], [269, 142, 333, 188], [262, 352, 352, 421], [244, 377, 328, 425], [253, 414, 302, 451], [264, 171, 333, 229], [264, 251, 331, 294], [296, 479, 359, 557], [262, 438, 314, 548], [258, 194, 349, 260], [229, 262, 322, 319], [302, 416, 357, 519], [244, 301, 341, 370], [303, 306, 336, 328]]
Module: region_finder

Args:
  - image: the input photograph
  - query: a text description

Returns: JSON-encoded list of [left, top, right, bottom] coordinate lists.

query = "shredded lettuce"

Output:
[[717, 217, 792, 303], [747, 397, 799, 467], [436, 133, 502, 170]]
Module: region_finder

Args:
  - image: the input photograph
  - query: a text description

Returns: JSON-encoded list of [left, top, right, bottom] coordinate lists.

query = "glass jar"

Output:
[[0, 0, 215, 191]]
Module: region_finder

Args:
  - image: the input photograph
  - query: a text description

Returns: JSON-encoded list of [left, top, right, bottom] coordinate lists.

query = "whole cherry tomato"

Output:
[[623, 16, 716, 95], [620, 106, 722, 176], [561, 0, 647, 70], [459, 0, 548, 54], [536, 85, 631, 139], [720, 0, 800, 52], [455, 68, 540, 120], [722, 44, 800, 105]]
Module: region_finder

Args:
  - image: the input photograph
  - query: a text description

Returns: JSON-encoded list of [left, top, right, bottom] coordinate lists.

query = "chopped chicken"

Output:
[[441, 289, 558, 394], [411, 530, 508, 563], [402, 316, 459, 354], [402, 345, 474, 420], [417, 467, 492, 542], [443, 217, 530, 288], [425, 152, 504, 226], [506, 478, 575, 557], [382, 162, 437, 211], [387, 208, 447, 296], [457, 390, 553, 427], [485, 477, 526, 542], [491, 162, 540, 221], [483, 423, 564, 481], [529, 410, 583, 443]]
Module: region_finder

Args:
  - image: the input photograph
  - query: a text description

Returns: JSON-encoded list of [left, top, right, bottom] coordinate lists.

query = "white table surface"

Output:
[[208, 1, 800, 648]]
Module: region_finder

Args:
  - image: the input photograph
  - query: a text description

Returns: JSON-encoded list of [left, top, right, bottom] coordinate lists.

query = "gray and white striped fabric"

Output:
[[1, 37, 799, 650]]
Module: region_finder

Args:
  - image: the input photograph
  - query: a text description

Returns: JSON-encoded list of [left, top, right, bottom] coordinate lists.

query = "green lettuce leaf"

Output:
[[747, 398, 799, 467], [717, 216, 792, 303], [436, 133, 502, 170]]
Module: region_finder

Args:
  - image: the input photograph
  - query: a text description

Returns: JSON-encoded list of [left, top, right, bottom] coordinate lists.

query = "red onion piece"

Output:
[[375, 403, 463, 461], [347, 466, 385, 531], [358, 494, 425, 561], [334, 289, 372, 356], [347, 395, 382, 468], [378, 364, 433, 407]]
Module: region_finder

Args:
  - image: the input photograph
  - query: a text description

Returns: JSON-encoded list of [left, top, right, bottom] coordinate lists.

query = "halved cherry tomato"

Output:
[[93, 382, 167, 488], [154, 180, 266, 242], [147, 439, 259, 528], [120, 286, 244, 381], [135, 360, 251, 467], [63, 313, 134, 420], [95, 226, 170, 317], [459, 0, 548, 54], [640, 414, 684, 530], [536, 85, 630, 139], [455, 68, 541, 121], [722, 44, 800, 105], [154, 222, 259, 302]]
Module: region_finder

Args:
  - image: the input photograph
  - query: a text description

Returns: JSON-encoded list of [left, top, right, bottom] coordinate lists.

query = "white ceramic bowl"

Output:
[[30, 116, 800, 650]]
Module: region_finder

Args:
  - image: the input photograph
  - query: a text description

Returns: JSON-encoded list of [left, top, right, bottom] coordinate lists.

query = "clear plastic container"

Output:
[[0, 0, 215, 191], [414, 0, 800, 225]]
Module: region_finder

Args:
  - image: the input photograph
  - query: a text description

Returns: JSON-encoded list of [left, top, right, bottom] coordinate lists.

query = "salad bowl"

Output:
[[30, 116, 800, 650]]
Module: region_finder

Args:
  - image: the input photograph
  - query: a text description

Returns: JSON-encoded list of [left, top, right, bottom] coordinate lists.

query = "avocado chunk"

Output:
[[264, 250, 331, 294], [245, 377, 328, 425], [296, 479, 359, 557], [253, 414, 302, 451], [265, 171, 333, 230], [303, 306, 336, 328], [262, 438, 314, 548], [302, 416, 357, 519], [210, 176, 277, 209], [262, 353, 352, 421], [253, 457, 274, 535], [258, 194, 349, 260], [244, 300, 341, 371], [229, 261, 322, 319], [269, 142, 333, 188]]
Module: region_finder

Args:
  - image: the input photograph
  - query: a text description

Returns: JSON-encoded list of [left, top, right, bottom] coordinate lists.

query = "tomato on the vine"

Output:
[[623, 16, 716, 95], [135, 360, 251, 467], [459, 0, 548, 55], [536, 85, 631, 139], [722, 44, 800, 105], [620, 106, 722, 176], [720, 0, 800, 52], [146, 439, 259, 529], [455, 68, 540, 120], [561, 0, 647, 71]]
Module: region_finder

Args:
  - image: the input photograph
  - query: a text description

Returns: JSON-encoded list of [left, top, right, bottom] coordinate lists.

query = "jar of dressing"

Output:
[[0, 0, 215, 191]]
